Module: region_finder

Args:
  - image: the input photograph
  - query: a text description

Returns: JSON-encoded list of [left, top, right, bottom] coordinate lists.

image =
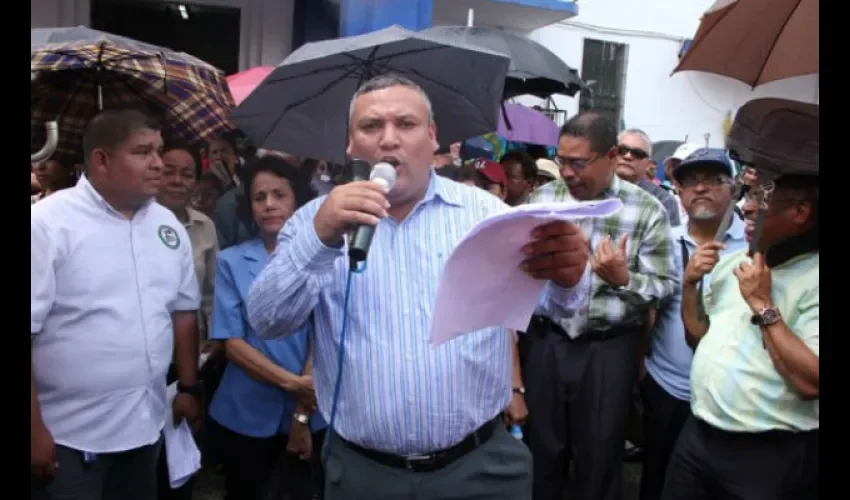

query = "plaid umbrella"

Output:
[[31, 27, 235, 164]]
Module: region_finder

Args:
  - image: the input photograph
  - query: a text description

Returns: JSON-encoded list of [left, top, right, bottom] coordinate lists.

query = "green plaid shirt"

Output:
[[530, 176, 678, 332]]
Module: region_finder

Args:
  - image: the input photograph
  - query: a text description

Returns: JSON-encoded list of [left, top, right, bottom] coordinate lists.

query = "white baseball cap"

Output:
[[666, 143, 703, 162], [535, 158, 560, 180]]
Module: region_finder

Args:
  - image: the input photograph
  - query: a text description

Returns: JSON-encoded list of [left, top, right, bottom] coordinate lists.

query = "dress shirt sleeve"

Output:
[[619, 211, 678, 305], [209, 256, 245, 341], [31, 217, 57, 334], [201, 234, 219, 338], [247, 198, 343, 339], [791, 286, 819, 357], [173, 228, 202, 312], [537, 268, 592, 320]]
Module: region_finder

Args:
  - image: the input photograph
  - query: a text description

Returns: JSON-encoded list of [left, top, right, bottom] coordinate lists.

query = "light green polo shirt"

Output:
[[690, 249, 819, 432]]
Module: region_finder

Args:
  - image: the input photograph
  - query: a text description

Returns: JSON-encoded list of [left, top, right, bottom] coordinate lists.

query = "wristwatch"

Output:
[[751, 306, 781, 326], [512, 387, 526, 395], [177, 382, 203, 399], [293, 412, 310, 425]]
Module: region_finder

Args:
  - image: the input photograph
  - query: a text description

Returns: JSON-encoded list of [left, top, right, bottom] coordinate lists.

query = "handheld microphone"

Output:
[[348, 162, 397, 268]]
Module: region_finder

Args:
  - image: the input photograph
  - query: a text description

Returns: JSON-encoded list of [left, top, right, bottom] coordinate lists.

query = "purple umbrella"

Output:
[[497, 102, 559, 146]]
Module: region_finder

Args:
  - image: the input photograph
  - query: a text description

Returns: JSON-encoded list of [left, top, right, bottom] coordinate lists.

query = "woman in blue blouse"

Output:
[[208, 155, 326, 500]]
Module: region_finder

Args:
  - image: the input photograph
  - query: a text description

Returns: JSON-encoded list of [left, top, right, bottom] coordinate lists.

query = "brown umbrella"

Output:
[[673, 0, 818, 87]]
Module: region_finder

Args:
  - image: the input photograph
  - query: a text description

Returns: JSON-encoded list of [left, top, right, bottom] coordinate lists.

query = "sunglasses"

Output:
[[617, 145, 649, 160]]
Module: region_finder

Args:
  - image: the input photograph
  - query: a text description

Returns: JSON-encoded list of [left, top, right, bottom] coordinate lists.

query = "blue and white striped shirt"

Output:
[[248, 172, 586, 455]]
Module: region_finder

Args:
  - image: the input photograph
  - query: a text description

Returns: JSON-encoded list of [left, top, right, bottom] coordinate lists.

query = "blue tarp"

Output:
[[340, 0, 433, 36]]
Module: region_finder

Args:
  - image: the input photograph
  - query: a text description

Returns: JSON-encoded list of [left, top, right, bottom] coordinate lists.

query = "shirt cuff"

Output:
[[173, 297, 201, 312], [289, 220, 344, 272]]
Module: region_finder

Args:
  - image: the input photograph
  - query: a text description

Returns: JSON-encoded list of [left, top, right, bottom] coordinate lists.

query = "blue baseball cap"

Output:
[[672, 147, 734, 183]]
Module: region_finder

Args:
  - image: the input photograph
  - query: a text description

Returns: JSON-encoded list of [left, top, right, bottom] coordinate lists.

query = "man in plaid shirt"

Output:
[[520, 112, 678, 500]]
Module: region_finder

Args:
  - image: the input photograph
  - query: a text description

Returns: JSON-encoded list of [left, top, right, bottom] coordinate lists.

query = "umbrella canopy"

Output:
[[230, 25, 510, 165], [31, 27, 234, 163], [419, 25, 586, 99], [226, 66, 274, 106], [674, 0, 818, 87], [498, 103, 558, 146]]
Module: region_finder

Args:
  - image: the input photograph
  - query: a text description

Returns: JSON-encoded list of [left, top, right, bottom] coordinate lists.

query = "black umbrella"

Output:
[[230, 25, 510, 165], [419, 25, 587, 99]]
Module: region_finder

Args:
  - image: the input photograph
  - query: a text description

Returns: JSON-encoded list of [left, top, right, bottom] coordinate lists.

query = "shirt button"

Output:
[[408, 397, 415, 404]]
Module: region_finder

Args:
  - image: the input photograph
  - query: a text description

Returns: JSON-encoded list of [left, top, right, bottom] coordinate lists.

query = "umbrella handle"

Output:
[[501, 102, 513, 131], [31, 121, 59, 163]]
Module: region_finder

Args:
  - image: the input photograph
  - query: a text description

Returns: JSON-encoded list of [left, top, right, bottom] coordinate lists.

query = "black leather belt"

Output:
[[340, 417, 501, 473], [529, 315, 637, 343]]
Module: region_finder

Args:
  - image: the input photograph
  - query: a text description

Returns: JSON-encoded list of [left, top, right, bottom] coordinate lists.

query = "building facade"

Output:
[[522, 0, 818, 147], [32, 0, 816, 148]]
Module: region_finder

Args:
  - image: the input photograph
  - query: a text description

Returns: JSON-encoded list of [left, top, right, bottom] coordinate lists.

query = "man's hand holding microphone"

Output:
[[313, 159, 589, 289]]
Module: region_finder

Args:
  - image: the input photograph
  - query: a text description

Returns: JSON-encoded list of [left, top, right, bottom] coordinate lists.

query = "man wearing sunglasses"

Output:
[[616, 129, 681, 227]]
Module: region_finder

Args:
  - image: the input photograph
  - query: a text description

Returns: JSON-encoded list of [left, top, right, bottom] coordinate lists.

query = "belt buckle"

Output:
[[403, 453, 435, 471]]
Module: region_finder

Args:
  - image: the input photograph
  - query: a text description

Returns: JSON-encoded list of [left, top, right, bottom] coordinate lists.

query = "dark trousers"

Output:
[[323, 424, 532, 499], [156, 356, 229, 500], [209, 418, 325, 500], [522, 321, 639, 500], [639, 373, 691, 500], [661, 416, 818, 500], [32, 440, 162, 500]]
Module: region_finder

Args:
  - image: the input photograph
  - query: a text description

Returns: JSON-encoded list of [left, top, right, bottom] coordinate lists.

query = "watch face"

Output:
[[762, 308, 780, 324]]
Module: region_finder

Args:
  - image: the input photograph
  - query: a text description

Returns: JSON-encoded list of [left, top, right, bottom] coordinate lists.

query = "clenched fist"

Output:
[[314, 181, 390, 246], [683, 241, 725, 285]]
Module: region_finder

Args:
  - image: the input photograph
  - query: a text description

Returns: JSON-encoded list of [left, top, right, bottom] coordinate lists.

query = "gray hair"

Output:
[[618, 128, 653, 156], [348, 74, 434, 124]]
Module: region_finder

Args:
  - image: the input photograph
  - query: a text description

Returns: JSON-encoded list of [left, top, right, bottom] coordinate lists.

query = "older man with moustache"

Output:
[[247, 74, 591, 499], [639, 148, 747, 500]]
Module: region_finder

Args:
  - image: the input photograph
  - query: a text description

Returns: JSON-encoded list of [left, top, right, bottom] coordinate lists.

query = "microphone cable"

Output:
[[322, 258, 366, 468]]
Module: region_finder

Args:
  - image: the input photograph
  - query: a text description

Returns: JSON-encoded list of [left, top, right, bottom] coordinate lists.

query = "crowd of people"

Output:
[[31, 73, 818, 500]]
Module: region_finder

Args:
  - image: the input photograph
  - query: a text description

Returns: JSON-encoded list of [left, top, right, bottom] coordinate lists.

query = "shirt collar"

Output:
[[427, 169, 464, 207], [76, 175, 155, 218], [183, 207, 206, 228], [673, 211, 747, 245]]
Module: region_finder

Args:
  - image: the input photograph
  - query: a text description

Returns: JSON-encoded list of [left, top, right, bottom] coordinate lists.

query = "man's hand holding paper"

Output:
[[429, 198, 623, 345], [520, 220, 589, 288]]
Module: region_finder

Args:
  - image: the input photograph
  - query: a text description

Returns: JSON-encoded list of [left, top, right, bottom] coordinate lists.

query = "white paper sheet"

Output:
[[164, 383, 202, 489], [428, 198, 623, 345]]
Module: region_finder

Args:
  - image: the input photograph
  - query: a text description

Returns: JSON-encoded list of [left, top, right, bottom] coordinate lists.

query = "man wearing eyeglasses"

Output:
[[616, 129, 681, 227], [521, 113, 678, 500], [662, 98, 819, 500], [639, 148, 747, 500]]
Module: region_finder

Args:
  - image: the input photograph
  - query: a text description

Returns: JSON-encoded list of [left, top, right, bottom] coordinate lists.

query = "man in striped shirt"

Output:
[[522, 112, 678, 500], [247, 74, 591, 499]]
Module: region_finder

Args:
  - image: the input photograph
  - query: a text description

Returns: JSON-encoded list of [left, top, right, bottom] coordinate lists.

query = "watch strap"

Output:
[[176, 382, 203, 398]]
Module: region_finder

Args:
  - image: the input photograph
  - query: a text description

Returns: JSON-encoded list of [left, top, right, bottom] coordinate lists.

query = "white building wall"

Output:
[[31, 0, 294, 72], [524, 0, 817, 147]]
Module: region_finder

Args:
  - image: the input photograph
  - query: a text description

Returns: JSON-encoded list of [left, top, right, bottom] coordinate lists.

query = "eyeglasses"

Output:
[[617, 145, 649, 160], [742, 181, 775, 209], [553, 155, 599, 171], [679, 175, 731, 189]]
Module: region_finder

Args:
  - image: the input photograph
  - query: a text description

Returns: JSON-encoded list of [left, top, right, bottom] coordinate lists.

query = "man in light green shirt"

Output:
[[662, 98, 819, 500]]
